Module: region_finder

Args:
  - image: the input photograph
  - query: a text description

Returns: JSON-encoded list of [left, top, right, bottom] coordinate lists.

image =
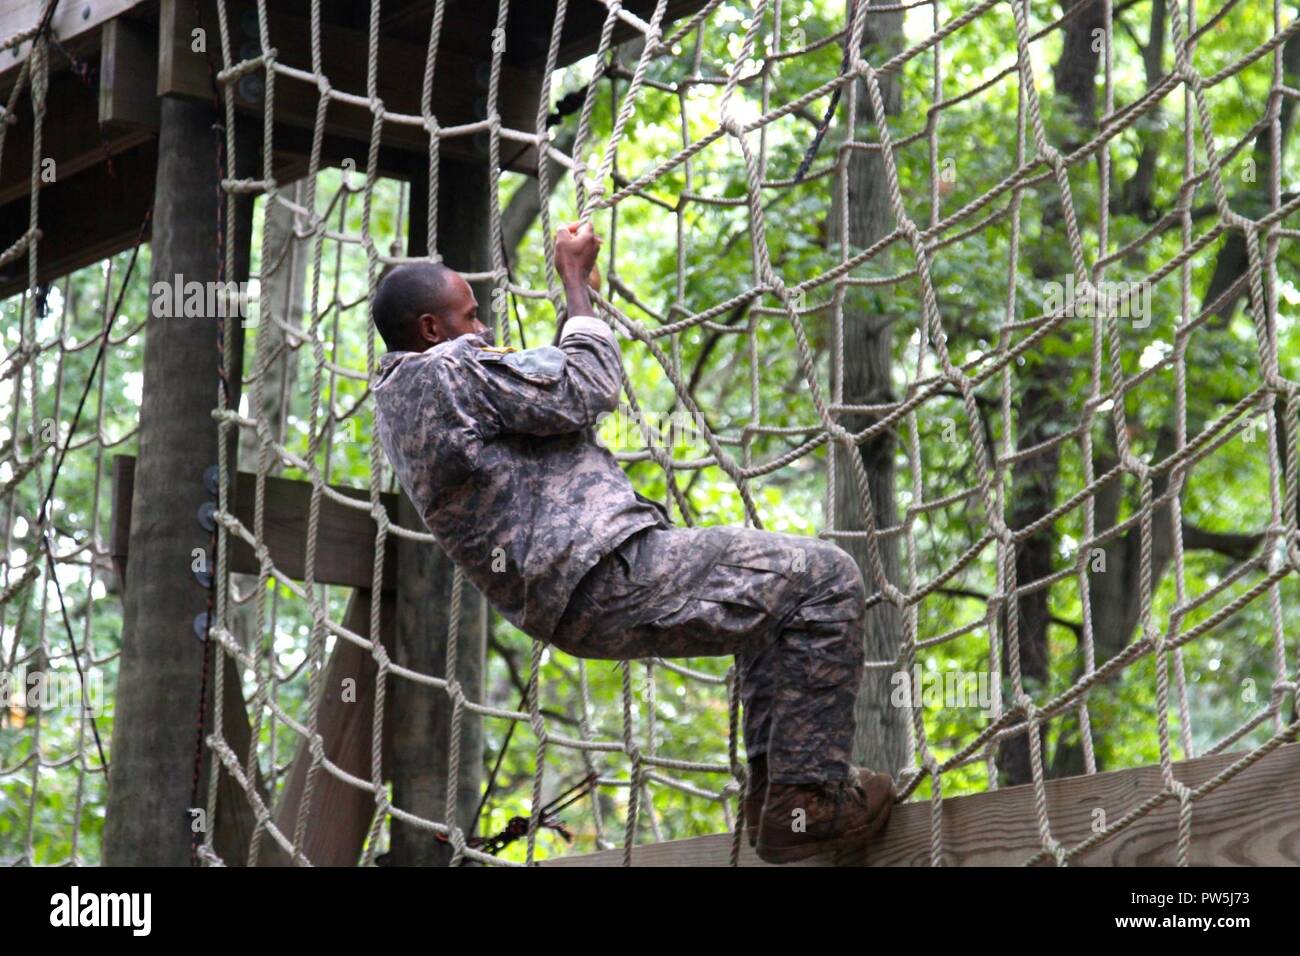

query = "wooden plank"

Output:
[[505, 0, 718, 70], [256, 113, 431, 185], [256, 588, 398, 867], [376, 1, 716, 71], [211, 650, 267, 866], [0, 138, 155, 302], [98, 15, 160, 133], [158, 0, 540, 170], [0, 117, 416, 302], [225, 466, 401, 593], [111, 454, 401, 592], [0, 0, 145, 94], [542, 741, 1300, 866]]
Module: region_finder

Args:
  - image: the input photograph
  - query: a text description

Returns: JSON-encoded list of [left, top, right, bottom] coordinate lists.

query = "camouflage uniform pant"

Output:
[[550, 525, 867, 785]]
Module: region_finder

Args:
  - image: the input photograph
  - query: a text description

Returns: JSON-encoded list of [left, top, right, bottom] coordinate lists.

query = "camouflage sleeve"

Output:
[[464, 315, 623, 438]]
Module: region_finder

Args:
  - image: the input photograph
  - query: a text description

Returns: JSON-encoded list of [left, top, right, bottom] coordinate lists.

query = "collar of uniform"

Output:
[[376, 333, 495, 374], [374, 349, 409, 389], [377, 338, 456, 369]]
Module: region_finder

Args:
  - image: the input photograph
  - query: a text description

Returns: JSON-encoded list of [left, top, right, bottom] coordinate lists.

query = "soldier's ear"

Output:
[[417, 312, 440, 346]]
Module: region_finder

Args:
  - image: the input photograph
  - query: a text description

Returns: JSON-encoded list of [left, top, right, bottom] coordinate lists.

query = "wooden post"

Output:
[[387, 160, 489, 866], [99, 16, 161, 135], [109, 456, 403, 864], [101, 95, 253, 865]]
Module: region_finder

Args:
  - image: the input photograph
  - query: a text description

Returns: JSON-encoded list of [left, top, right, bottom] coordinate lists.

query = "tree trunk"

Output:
[[501, 126, 576, 265], [1050, 21, 1300, 777], [999, 0, 1104, 786], [831, 1, 910, 777], [999, 381, 1066, 784], [1201, 28, 1300, 324]]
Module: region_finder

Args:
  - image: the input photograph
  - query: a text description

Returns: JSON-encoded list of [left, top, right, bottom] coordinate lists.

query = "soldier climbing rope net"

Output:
[[1, 0, 1298, 867]]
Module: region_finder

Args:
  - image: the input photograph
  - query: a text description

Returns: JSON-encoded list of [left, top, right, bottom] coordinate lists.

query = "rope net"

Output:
[[2, 0, 1298, 866], [0, 3, 142, 864]]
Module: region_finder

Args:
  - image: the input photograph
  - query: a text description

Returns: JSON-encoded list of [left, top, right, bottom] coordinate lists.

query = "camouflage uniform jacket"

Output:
[[372, 316, 672, 640]]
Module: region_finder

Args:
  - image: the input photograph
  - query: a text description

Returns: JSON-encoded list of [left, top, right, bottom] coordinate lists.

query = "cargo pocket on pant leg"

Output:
[[643, 561, 785, 654], [784, 602, 865, 690], [612, 528, 791, 656]]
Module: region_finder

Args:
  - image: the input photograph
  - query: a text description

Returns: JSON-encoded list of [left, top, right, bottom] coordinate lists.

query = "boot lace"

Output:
[[824, 776, 860, 805]]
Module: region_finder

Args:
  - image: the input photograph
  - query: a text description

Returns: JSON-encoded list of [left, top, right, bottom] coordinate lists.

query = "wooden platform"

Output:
[[0, 0, 715, 299], [542, 740, 1300, 866]]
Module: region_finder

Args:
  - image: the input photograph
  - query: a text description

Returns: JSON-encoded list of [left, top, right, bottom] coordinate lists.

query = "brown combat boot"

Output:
[[756, 767, 896, 865], [744, 755, 768, 848]]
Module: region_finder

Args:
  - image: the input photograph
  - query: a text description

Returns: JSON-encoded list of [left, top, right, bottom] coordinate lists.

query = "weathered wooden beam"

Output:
[[158, 0, 540, 170], [0, 0, 146, 94], [100, 10, 420, 176], [98, 14, 161, 134], [542, 741, 1300, 866], [256, 588, 398, 867], [256, 113, 429, 185], [111, 455, 400, 593], [373, 1, 715, 72], [0, 138, 154, 302], [210, 650, 268, 865], [0, 72, 413, 292], [505, 0, 718, 70]]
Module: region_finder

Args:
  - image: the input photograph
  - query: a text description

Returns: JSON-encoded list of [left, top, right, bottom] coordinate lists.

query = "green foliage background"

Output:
[[2, 0, 1297, 864]]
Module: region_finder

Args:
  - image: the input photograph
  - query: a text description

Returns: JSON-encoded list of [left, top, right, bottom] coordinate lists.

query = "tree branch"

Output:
[[938, 586, 1082, 636], [1180, 522, 1264, 561], [487, 633, 580, 729]]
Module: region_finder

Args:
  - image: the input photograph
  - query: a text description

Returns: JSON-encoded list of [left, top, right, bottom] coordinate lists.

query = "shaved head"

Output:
[[373, 261, 466, 351]]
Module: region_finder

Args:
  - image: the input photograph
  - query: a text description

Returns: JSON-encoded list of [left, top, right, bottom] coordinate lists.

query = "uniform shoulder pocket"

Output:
[[475, 345, 568, 387]]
